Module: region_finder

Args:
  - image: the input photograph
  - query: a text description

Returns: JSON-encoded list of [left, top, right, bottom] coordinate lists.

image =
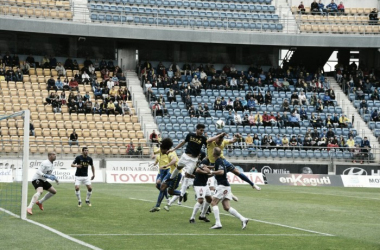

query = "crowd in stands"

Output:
[[0, 52, 132, 116], [296, 0, 379, 24], [141, 60, 374, 161]]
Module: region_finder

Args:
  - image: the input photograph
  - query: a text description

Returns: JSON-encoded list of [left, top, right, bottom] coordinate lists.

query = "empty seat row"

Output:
[[1, 6, 73, 20], [89, 3, 275, 13], [90, 6, 279, 20], [300, 24, 380, 34], [91, 14, 283, 30], [297, 14, 371, 24], [4, 0, 71, 10], [89, 0, 272, 6]]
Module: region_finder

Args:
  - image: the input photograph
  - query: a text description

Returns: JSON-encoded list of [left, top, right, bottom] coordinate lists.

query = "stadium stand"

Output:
[[139, 61, 374, 161], [0, 56, 150, 157], [0, 0, 73, 20]]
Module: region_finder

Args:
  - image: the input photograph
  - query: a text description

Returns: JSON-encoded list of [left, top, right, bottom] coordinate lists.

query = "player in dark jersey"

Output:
[[165, 124, 207, 202], [189, 157, 212, 223], [209, 147, 249, 230], [71, 147, 95, 207]]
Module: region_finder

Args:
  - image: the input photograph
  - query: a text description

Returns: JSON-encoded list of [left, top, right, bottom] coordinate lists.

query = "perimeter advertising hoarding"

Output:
[[0, 159, 22, 183], [233, 163, 329, 175], [106, 171, 265, 184], [341, 176, 380, 188], [335, 165, 380, 176], [266, 174, 344, 187]]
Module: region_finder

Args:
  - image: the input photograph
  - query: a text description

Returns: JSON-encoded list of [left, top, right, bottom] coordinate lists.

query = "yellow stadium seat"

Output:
[[357, 8, 364, 15], [63, 145, 71, 154], [98, 130, 106, 138], [121, 130, 129, 138], [58, 128, 67, 137]]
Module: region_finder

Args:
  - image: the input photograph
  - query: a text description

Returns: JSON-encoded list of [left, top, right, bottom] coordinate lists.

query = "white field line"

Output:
[[129, 198, 335, 237], [0, 207, 103, 250], [69, 233, 325, 237]]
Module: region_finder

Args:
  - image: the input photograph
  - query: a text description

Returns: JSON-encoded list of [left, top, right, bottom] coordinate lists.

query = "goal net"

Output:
[[0, 110, 30, 219]]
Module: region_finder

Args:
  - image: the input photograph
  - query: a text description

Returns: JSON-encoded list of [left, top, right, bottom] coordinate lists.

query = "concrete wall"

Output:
[[1, 16, 380, 49]]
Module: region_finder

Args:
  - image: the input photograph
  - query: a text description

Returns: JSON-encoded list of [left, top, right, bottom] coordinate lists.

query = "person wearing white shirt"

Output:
[[55, 62, 66, 76], [145, 81, 152, 91], [200, 70, 207, 79], [27, 152, 58, 215], [88, 64, 95, 74], [82, 72, 91, 84], [299, 92, 308, 105], [192, 75, 201, 88], [121, 100, 130, 115], [234, 112, 242, 125], [230, 77, 238, 90]]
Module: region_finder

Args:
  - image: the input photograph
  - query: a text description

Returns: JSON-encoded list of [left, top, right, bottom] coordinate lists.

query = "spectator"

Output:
[[316, 99, 324, 112], [326, 0, 338, 15], [254, 111, 263, 126], [275, 135, 282, 148], [352, 144, 363, 163], [356, 88, 364, 100], [25, 54, 35, 68], [261, 135, 269, 149], [289, 113, 300, 127], [150, 130, 159, 146], [372, 109, 379, 121], [299, 92, 308, 105], [246, 134, 253, 148], [121, 100, 130, 115], [331, 113, 340, 127], [167, 88, 175, 103], [291, 91, 299, 105], [242, 114, 250, 126], [234, 112, 242, 125], [265, 91, 272, 105], [318, 0, 326, 14], [107, 101, 116, 115], [93, 102, 101, 115], [311, 0, 319, 14], [323, 92, 333, 106], [326, 128, 335, 139], [55, 77, 64, 90], [346, 136, 355, 151], [29, 123, 35, 136], [337, 1, 344, 14], [360, 137, 371, 163], [55, 62, 66, 77], [127, 142, 135, 155], [262, 111, 270, 127], [47, 76, 57, 91], [310, 93, 318, 106], [68, 78, 78, 91], [290, 136, 298, 149], [226, 110, 235, 125], [282, 135, 289, 148], [248, 112, 255, 126], [339, 114, 349, 128], [369, 8, 379, 25], [69, 130, 78, 146], [276, 112, 284, 128], [249, 166, 258, 173], [273, 78, 283, 91], [298, 1, 306, 14], [268, 112, 277, 127], [300, 107, 308, 121], [282, 78, 290, 91]]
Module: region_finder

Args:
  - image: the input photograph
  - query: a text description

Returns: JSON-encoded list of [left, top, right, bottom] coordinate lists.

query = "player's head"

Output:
[[82, 147, 89, 156], [48, 152, 56, 162], [216, 132, 225, 144], [160, 138, 173, 154], [195, 124, 205, 136], [213, 147, 222, 159]]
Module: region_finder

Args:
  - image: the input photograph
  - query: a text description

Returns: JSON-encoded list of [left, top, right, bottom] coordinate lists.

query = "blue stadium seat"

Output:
[[98, 14, 105, 21], [113, 15, 120, 22], [91, 13, 98, 20], [285, 149, 292, 158], [263, 149, 271, 158], [255, 5, 262, 11], [235, 149, 242, 157]]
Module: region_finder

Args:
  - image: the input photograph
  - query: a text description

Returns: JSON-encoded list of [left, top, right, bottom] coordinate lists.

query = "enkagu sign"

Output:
[[266, 174, 344, 187]]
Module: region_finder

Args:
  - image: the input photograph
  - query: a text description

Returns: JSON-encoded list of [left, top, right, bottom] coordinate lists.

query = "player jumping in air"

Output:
[[27, 152, 59, 215], [164, 124, 207, 203], [207, 132, 261, 192], [210, 147, 249, 230], [150, 138, 178, 212], [71, 147, 95, 207]]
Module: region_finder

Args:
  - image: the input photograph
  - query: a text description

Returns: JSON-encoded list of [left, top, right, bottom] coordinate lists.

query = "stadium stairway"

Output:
[[276, 0, 297, 33], [328, 77, 380, 158], [126, 71, 158, 138], [73, 0, 91, 22]]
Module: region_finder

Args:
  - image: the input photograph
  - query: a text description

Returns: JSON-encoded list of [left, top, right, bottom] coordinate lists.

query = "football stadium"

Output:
[[1, 0, 380, 248]]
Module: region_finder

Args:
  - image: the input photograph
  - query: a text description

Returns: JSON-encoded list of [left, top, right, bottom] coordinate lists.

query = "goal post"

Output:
[[0, 110, 30, 220]]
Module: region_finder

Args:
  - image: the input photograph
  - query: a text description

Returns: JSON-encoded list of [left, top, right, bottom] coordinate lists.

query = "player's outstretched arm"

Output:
[[167, 140, 186, 153], [206, 132, 227, 143], [227, 133, 241, 144], [71, 163, 82, 168]]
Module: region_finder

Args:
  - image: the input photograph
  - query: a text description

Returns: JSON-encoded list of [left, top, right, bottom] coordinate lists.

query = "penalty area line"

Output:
[[70, 234, 326, 237], [129, 197, 335, 237], [69, 233, 328, 237], [0, 207, 103, 250]]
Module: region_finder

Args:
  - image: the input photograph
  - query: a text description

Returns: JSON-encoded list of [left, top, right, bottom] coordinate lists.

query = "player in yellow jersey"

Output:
[[150, 138, 180, 212], [207, 132, 261, 191]]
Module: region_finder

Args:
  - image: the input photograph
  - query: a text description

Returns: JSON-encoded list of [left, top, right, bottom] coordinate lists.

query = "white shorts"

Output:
[[75, 176, 91, 186], [209, 176, 217, 188], [213, 185, 232, 201], [178, 153, 198, 175], [194, 186, 212, 199]]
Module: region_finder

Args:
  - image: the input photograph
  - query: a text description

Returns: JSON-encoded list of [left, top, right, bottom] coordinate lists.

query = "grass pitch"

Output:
[[1, 183, 380, 250]]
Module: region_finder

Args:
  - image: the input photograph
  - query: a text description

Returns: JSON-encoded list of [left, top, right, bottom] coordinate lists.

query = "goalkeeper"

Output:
[[27, 152, 59, 215]]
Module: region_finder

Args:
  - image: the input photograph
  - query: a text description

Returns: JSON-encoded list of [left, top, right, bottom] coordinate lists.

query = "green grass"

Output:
[[1, 183, 380, 250]]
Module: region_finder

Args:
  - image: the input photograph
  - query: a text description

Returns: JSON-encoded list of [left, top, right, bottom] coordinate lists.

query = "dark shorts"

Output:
[[32, 179, 52, 190], [168, 173, 182, 191], [156, 169, 170, 182]]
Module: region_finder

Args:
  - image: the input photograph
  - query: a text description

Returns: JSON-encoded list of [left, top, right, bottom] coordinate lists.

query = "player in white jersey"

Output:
[[27, 152, 59, 215]]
